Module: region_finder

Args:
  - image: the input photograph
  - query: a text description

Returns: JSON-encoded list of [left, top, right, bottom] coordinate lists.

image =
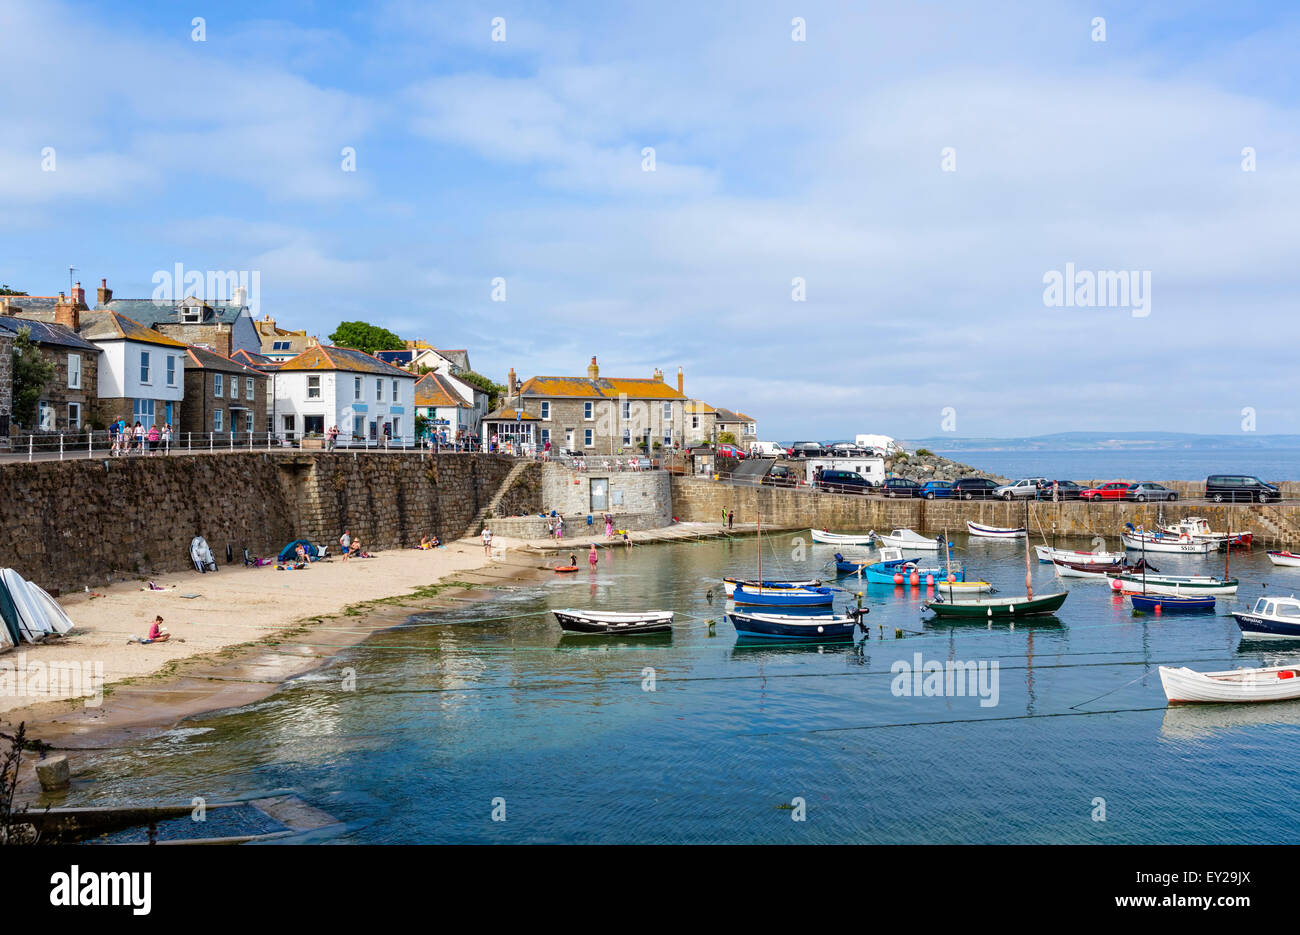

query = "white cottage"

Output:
[[78, 310, 188, 429], [272, 345, 417, 446]]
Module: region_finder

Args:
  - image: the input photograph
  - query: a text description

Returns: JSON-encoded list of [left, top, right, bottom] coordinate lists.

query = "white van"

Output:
[[752, 441, 785, 456]]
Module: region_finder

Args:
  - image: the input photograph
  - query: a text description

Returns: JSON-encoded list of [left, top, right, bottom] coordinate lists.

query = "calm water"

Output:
[[70, 535, 1300, 844], [937, 448, 1300, 483]]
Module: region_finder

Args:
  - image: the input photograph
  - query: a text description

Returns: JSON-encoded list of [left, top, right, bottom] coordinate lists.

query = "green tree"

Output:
[[717, 431, 737, 446], [0, 286, 27, 296], [328, 321, 404, 356], [11, 326, 55, 428], [458, 370, 506, 410], [414, 413, 429, 439]]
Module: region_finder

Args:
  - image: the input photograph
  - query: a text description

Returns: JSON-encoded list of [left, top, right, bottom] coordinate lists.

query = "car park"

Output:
[[1080, 482, 1133, 501], [882, 477, 923, 498], [1127, 482, 1177, 502], [993, 477, 1049, 500], [1035, 480, 1085, 501], [919, 481, 955, 500], [1205, 474, 1280, 503], [951, 477, 1000, 500]]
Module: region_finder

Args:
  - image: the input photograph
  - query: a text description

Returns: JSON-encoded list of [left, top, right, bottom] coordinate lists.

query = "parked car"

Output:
[[1035, 479, 1085, 501], [817, 469, 875, 495], [762, 464, 798, 487], [787, 441, 827, 458], [882, 477, 923, 498], [951, 477, 1001, 500], [827, 442, 870, 456], [993, 477, 1049, 501], [717, 444, 747, 460], [919, 480, 955, 500], [1081, 482, 1134, 501], [1205, 474, 1280, 503], [1127, 482, 1177, 502]]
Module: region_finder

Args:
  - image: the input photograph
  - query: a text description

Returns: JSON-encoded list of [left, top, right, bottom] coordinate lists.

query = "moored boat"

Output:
[[1234, 595, 1300, 639], [1034, 544, 1123, 565], [1159, 663, 1300, 704], [553, 609, 674, 634], [877, 528, 948, 551], [732, 584, 836, 607], [1267, 551, 1300, 568], [728, 609, 865, 640], [966, 521, 1026, 539], [1130, 594, 1216, 614], [810, 529, 876, 546], [1120, 527, 1214, 555], [722, 576, 823, 597], [1159, 517, 1252, 549], [924, 591, 1068, 618], [1051, 557, 1155, 578], [1109, 572, 1238, 596]]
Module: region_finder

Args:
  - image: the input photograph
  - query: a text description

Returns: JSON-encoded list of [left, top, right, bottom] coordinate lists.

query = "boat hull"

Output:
[[1235, 612, 1300, 639], [925, 591, 1068, 617], [1110, 574, 1238, 596], [1267, 551, 1300, 568], [1121, 534, 1214, 554], [1035, 545, 1122, 565], [810, 529, 876, 546], [966, 522, 1026, 538], [728, 611, 858, 640], [722, 577, 821, 597], [553, 610, 673, 634], [1160, 664, 1300, 703], [732, 585, 835, 607], [1130, 594, 1216, 614]]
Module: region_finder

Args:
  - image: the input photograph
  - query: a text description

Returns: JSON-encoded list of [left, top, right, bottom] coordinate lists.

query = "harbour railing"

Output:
[[0, 431, 484, 463]]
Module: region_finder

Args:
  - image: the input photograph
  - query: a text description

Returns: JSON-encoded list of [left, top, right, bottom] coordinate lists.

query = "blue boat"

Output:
[[732, 584, 836, 607], [729, 610, 863, 640], [1130, 594, 1216, 614], [1235, 596, 1300, 638], [835, 551, 963, 586]]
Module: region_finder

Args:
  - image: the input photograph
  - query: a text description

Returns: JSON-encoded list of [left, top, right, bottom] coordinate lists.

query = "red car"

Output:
[[1081, 481, 1133, 501], [717, 444, 747, 460]]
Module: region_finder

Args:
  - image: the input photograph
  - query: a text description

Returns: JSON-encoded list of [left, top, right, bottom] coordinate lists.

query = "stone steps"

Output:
[[463, 459, 534, 538]]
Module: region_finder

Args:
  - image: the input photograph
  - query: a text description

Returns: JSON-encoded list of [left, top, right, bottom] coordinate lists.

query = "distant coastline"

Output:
[[899, 431, 1300, 452]]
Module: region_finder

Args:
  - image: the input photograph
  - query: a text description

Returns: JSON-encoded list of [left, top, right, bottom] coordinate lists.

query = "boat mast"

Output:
[[1023, 500, 1033, 600]]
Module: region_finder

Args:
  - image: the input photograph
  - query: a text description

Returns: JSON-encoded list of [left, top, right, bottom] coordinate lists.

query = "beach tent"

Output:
[[277, 539, 324, 563]]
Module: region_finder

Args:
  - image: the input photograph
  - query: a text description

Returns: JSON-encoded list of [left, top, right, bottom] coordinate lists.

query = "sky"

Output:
[[1, 0, 1298, 441]]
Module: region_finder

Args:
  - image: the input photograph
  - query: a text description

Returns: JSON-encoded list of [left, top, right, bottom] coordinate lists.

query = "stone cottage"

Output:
[[0, 330, 11, 449], [97, 278, 261, 358], [181, 345, 269, 438], [0, 316, 101, 433]]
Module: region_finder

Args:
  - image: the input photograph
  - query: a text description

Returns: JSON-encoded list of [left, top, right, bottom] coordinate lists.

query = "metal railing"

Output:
[[0, 430, 483, 462]]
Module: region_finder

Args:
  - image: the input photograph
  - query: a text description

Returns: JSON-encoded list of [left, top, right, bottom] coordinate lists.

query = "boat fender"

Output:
[[893, 573, 904, 584], [1280, 671, 1296, 680], [926, 574, 935, 586], [909, 572, 919, 586]]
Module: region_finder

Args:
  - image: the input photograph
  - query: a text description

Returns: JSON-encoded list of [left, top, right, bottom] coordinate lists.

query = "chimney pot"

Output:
[[587, 356, 599, 379], [96, 278, 112, 307], [676, 366, 684, 394]]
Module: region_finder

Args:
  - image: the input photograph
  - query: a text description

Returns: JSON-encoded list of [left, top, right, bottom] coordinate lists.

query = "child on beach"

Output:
[[131, 616, 171, 644], [588, 544, 598, 567], [339, 530, 352, 562], [481, 527, 493, 556]]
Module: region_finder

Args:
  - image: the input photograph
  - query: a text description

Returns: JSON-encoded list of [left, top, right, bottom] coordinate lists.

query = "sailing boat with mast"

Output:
[[730, 512, 836, 607]]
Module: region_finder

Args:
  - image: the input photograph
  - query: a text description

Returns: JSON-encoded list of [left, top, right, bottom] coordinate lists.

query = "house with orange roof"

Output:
[[272, 344, 416, 445], [485, 356, 689, 454], [414, 372, 475, 444]]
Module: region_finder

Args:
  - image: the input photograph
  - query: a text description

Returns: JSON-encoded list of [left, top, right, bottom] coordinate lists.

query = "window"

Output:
[[282, 415, 296, 433], [167, 356, 177, 387], [272, 340, 290, 351], [387, 379, 395, 402], [375, 378, 382, 401], [307, 375, 321, 399], [133, 399, 155, 424], [214, 374, 224, 397], [67, 354, 81, 389], [540, 428, 550, 444], [213, 408, 224, 432], [354, 376, 362, 400], [245, 412, 254, 433], [304, 415, 325, 435], [38, 401, 54, 430], [181, 305, 202, 323], [584, 401, 593, 420], [245, 377, 255, 400], [230, 376, 238, 398], [68, 402, 81, 429], [691, 415, 700, 429], [139, 351, 151, 384], [540, 401, 550, 420], [621, 401, 631, 419], [663, 402, 672, 420], [584, 428, 594, 447], [353, 415, 364, 438]]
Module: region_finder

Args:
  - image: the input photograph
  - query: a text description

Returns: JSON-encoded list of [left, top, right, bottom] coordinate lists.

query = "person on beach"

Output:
[[349, 538, 366, 559], [132, 616, 170, 644], [588, 544, 598, 567], [605, 515, 614, 538], [556, 517, 564, 540], [728, 509, 734, 530], [339, 530, 352, 562], [623, 531, 633, 550], [481, 526, 493, 556], [295, 543, 309, 564]]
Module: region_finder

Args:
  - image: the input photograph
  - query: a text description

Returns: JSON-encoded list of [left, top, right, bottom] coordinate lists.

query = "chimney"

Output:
[[676, 366, 683, 394], [653, 367, 663, 382], [54, 292, 80, 331], [587, 356, 599, 379], [96, 277, 112, 307], [507, 367, 517, 396], [71, 281, 86, 307], [231, 284, 247, 308]]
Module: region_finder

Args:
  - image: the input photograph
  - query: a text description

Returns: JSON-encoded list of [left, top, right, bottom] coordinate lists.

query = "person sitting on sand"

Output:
[[132, 616, 171, 644], [349, 538, 365, 559], [295, 543, 309, 563]]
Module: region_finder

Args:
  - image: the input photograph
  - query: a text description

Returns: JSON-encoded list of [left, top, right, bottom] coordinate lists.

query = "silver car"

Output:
[[1128, 482, 1177, 502], [993, 477, 1049, 500]]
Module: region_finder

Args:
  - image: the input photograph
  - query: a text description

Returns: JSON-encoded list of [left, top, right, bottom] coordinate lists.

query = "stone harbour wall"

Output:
[[0, 452, 518, 593]]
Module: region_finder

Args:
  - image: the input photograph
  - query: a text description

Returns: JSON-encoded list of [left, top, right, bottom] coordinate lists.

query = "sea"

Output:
[[935, 449, 1300, 482], [73, 534, 1300, 845]]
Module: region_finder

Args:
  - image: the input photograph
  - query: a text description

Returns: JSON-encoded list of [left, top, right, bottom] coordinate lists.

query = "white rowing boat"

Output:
[[877, 528, 946, 551], [1034, 545, 1123, 565], [810, 529, 877, 546], [1267, 551, 1300, 568], [1159, 664, 1300, 704], [1109, 572, 1239, 596], [966, 521, 1026, 539]]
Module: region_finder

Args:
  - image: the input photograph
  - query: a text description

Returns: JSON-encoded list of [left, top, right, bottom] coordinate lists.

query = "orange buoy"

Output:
[[909, 572, 920, 586], [926, 574, 935, 586], [893, 573, 904, 584]]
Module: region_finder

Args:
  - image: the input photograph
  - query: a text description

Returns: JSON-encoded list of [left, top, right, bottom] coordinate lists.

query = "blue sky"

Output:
[[2, 1, 1298, 440]]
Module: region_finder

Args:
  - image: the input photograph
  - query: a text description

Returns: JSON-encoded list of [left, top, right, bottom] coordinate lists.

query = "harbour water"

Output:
[[74, 534, 1300, 844], [937, 448, 1300, 483]]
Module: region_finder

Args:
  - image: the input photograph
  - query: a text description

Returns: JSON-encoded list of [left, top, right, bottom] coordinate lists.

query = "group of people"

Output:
[[109, 420, 171, 456], [545, 516, 565, 540], [721, 508, 735, 529], [338, 529, 371, 561]]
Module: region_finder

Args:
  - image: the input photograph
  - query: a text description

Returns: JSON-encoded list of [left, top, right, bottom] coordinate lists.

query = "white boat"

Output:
[[1234, 595, 1300, 639], [1159, 517, 1253, 548], [1120, 531, 1214, 555], [1108, 572, 1238, 596], [810, 529, 876, 546], [0, 568, 50, 643], [1034, 545, 1123, 565], [1267, 551, 1300, 568], [966, 521, 1025, 539], [877, 528, 946, 551], [1159, 664, 1300, 704], [1052, 560, 1116, 579], [553, 609, 673, 634], [24, 581, 74, 635]]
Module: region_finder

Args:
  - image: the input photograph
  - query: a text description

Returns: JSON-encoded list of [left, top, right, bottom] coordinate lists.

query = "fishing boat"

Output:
[[1120, 525, 1214, 555], [966, 521, 1026, 539], [728, 609, 864, 640], [1159, 517, 1252, 549], [1130, 594, 1216, 614], [925, 591, 1068, 618], [877, 528, 948, 551], [810, 529, 876, 546], [553, 609, 674, 634], [1234, 596, 1300, 639], [1159, 663, 1300, 704], [732, 583, 836, 607], [722, 576, 822, 597], [1034, 545, 1123, 565], [1109, 572, 1238, 596], [1267, 551, 1300, 568]]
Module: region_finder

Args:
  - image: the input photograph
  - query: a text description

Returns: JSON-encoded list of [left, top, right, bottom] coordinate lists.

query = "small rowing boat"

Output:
[[810, 529, 876, 546], [722, 576, 822, 597], [877, 528, 949, 551], [1234, 595, 1300, 639], [1130, 594, 1216, 614], [1109, 572, 1238, 596], [966, 521, 1026, 539], [1034, 545, 1123, 565], [924, 591, 1068, 618], [732, 584, 836, 607], [728, 609, 865, 640], [553, 609, 674, 634], [1160, 663, 1300, 704], [1267, 551, 1300, 568]]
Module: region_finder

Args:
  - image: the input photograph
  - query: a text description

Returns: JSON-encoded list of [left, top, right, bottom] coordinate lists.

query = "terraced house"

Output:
[[94, 279, 261, 357], [272, 345, 416, 445], [181, 346, 269, 439], [483, 357, 688, 454], [0, 316, 99, 433]]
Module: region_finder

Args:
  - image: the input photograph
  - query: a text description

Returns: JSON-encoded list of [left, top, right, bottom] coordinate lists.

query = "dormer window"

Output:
[[180, 304, 203, 323]]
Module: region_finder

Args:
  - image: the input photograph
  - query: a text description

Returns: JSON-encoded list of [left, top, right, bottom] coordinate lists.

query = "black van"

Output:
[[1204, 474, 1280, 503], [817, 469, 874, 495]]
